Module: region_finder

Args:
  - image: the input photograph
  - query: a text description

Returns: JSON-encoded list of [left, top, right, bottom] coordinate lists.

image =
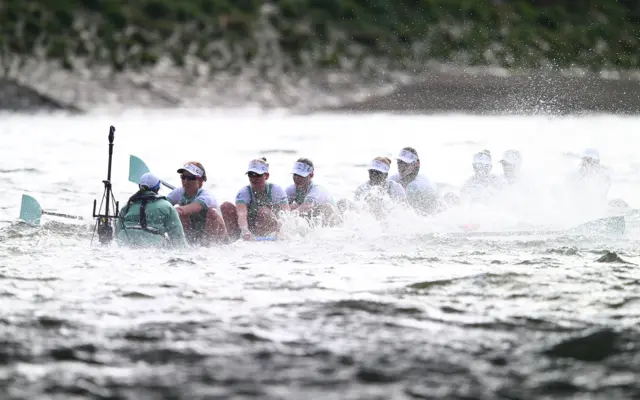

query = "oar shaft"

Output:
[[42, 210, 83, 220], [161, 180, 176, 190]]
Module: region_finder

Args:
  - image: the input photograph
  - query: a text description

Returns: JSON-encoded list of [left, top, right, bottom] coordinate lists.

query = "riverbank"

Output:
[[0, 79, 79, 112], [1, 1, 638, 113], [3, 68, 640, 115], [325, 69, 640, 115]]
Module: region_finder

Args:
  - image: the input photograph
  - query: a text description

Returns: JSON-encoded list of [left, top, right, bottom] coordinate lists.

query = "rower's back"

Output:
[[115, 173, 187, 248]]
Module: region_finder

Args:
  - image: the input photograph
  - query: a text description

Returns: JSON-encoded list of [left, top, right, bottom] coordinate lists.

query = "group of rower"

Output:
[[114, 146, 614, 247]]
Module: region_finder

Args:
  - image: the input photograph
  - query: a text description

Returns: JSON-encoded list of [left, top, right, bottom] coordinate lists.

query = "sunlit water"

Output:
[[1, 110, 640, 399]]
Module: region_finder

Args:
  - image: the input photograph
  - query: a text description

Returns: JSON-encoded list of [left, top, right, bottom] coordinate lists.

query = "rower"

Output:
[[115, 172, 187, 247], [460, 150, 505, 204], [567, 148, 612, 203], [499, 149, 522, 185], [389, 147, 440, 215], [349, 156, 406, 219], [286, 158, 341, 226], [166, 161, 228, 245], [220, 158, 290, 241]]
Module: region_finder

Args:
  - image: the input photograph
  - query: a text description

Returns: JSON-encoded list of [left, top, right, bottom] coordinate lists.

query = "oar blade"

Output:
[[19, 194, 43, 225], [128, 155, 150, 184], [129, 155, 176, 190], [253, 234, 278, 241]]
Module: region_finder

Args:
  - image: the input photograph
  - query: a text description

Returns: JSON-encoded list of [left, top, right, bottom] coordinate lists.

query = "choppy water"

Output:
[[1, 110, 640, 399]]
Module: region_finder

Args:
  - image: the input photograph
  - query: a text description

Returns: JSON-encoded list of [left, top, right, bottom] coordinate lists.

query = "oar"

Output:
[[128, 155, 176, 190], [253, 234, 278, 241], [19, 194, 83, 225], [447, 216, 625, 238]]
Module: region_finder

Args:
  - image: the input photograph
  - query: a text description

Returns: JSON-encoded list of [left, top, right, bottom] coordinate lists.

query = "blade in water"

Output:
[[128, 155, 150, 184], [19, 194, 42, 225], [253, 235, 278, 241]]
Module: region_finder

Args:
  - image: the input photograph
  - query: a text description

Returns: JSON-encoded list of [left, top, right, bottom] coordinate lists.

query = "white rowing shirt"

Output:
[[167, 187, 220, 212], [460, 174, 506, 203], [355, 180, 406, 203], [235, 184, 288, 207], [390, 173, 439, 211], [286, 183, 334, 206], [567, 166, 612, 201]]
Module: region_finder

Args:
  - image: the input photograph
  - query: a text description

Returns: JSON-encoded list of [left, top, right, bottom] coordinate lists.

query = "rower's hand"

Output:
[[176, 207, 186, 216]]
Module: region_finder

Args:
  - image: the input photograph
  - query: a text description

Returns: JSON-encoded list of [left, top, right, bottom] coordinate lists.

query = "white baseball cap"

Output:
[[581, 148, 600, 161], [473, 152, 492, 166], [397, 148, 419, 164], [500, 150, 522, 166], [246, 159, 269, 174], [369, 159, 390, 173], [177, 163, 204, 178], [292, 161, 313, 177], [139, 172, 161, 191]]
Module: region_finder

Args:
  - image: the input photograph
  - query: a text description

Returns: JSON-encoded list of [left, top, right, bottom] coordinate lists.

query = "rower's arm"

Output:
[[177, 202, 204, 215], [165, 206, 187, 247], [272, 186, 290, 214], [237, 203, 250, 232]]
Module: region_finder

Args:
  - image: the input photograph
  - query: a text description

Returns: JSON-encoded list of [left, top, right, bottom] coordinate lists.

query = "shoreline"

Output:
[[3, 70, 640, 115], [0, 79, 82, 113], [325, 70, 640, 115]]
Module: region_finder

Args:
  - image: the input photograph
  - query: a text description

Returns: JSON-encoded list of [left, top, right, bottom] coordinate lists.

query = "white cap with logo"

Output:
[[139, 172, 161, 191], [292, 162, 313, 177], [473, 152, 492, 166], [397, 149, 419, 164], [581, 148, 600, 161], [369, 159, 390, 173], [246, 159, 269, 174], [177, 163, 204, 178], [500, 150, 522, 166]]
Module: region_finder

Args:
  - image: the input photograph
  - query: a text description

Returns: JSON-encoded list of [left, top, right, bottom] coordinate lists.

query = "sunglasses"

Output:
[[248, 172, 264, 178], [180, 174, 198, 181]]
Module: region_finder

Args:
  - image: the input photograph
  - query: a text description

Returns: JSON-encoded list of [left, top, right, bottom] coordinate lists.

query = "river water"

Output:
[[1, 110, 639, 399]]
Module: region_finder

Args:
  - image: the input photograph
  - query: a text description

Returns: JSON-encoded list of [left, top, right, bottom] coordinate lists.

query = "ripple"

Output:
[[596, 251, 635, 264], [49, 344, 108, 365], [0, 273, 59, 282], [324, 299, 423, 316], [118, 291, 155, 299], [543, 328, 621, 362], [0, 168, 41, 174], [165, 258, 197, 266]]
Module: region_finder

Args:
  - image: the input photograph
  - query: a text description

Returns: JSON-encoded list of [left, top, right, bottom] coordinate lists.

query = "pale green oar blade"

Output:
[[19, 194, 42, 225], [129, 154, 176, 190], [128, 155, 150, 184]]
